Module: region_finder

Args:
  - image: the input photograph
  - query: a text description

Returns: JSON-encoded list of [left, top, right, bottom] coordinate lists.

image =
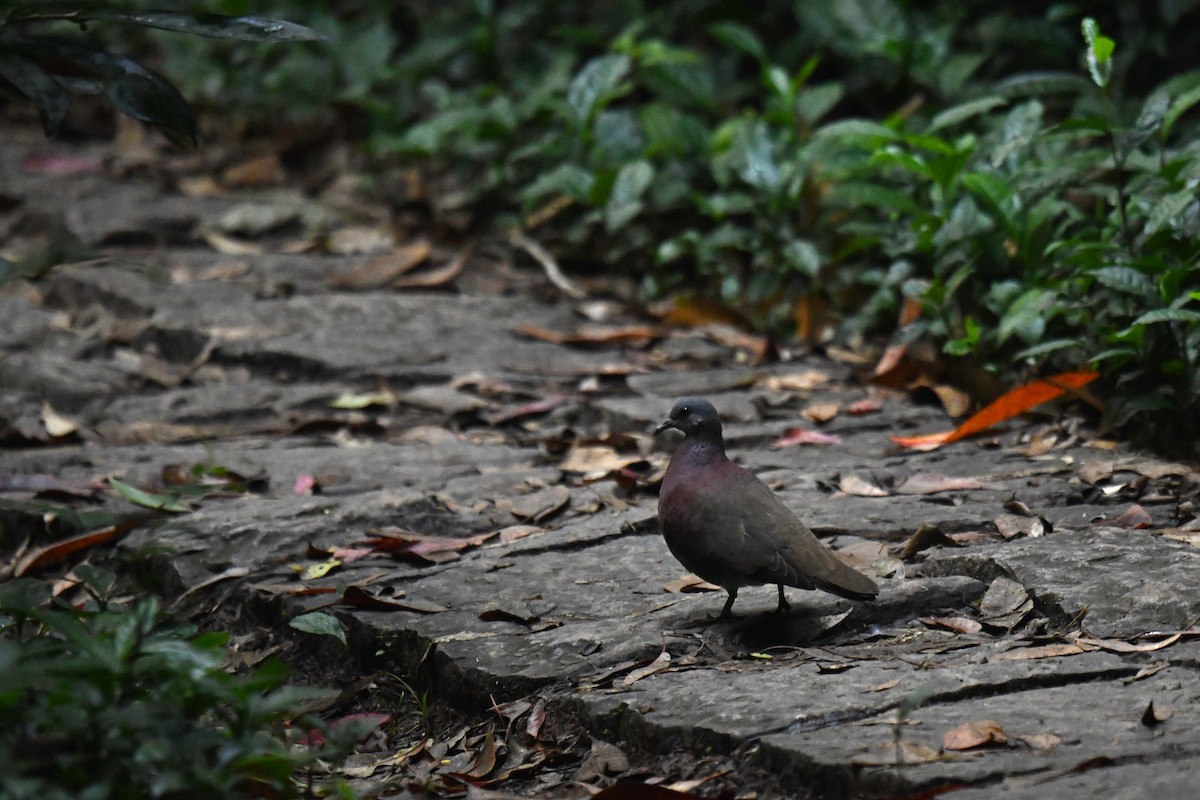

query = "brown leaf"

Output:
[[755, 370, 829, 392], [846, 397, 883, 415], [894, 473, 988, 495], [920, 615, 983, 635], [515, 323, 662, 347], [363, 529, 496, 564], [771, 427, 841, 448], [1015, 733, 1062, 751], [593, 783, 708, 800], [852, 740, 941, 766], [526, 699, 547, 739], [394, 248, 467, 289], [891, 371, 1100, 451], [868, 677, 902, 692], [943, 719, 1007, 750], [837, 475, 889, 497], [41, 402, 80, 438], [341, 585, 446, 614], [14, 519, 144, 576], [574, 740, 630, 783], [899, 524, 958, 560], [990, 642, 1091, 661], [1112, 504, 1153, 529], [622, 651, 671, 686], [980, 576, 1030, 619], [559, 445, 647, 480], [994, 513, 1049, 539], [661, 296, 745, 329], [325, 225, 394, 255], [483, 395, 568, 426], [221, 153, 285, 187], [496, 485, 570, 523], [663, 574, 721, 593], [328, 240, 431, 289], [801, 402, 839, 423], [1141, 700, 1173, 727], [1072, 631, 1184, 654], [930, 384, 971, 417]]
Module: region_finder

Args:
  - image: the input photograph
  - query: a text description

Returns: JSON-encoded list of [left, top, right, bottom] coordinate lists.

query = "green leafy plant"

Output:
[[0, 574, 365, 799], [0, 1, 326, 146]]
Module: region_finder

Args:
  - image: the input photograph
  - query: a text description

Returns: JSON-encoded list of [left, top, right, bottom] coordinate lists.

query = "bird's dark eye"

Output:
[[678, 405, 690, 415]]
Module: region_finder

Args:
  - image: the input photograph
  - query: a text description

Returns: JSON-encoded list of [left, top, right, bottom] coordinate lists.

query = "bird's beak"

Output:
[[654, 418, 677, 436]]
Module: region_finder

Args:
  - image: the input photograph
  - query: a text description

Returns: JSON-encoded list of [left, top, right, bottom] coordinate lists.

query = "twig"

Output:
[[508, 229, 586, 300]]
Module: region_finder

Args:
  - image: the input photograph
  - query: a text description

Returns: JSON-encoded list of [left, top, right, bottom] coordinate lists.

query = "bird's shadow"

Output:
[[670, 606, 866, 649]]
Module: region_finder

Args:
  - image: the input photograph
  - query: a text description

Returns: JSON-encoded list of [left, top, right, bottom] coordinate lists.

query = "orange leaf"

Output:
[[15, 526, 119, 576], [891, 371, 1099, 451]]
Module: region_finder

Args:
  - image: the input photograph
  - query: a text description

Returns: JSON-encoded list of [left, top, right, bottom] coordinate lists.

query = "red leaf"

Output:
[[892, 371, 1100, 451]]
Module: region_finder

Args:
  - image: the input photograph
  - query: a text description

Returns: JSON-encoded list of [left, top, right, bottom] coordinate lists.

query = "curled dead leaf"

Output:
[[771, 427, 841, 448], [943, 719, 1007, 750]]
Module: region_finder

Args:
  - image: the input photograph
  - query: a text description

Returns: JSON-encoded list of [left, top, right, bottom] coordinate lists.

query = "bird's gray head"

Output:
[[654, 397, 722, 438]]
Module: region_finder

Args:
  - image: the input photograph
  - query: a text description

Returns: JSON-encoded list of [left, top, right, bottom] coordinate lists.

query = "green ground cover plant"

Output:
[[0, 570, 366, 799]]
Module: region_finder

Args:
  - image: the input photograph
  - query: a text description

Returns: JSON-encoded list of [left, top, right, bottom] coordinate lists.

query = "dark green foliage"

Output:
[[0, 573, 363, 799], [0, 1, 326, 146]]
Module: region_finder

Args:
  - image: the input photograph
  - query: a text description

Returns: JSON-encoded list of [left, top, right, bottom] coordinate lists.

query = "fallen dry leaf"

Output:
[[341, 585, 446, 614], [1141, 700, 1173, 727], [802, 402, 839, 423], [14, 524, 122, 576], [515, 323, 662, 347], [484, 395, 568, 426], [852, 740, 941, 766], [894, 473, 988, 495], [899, 524, 958, 560], [868, 677, 902, 692], [622, 651, 671, 687], [943, 719, 1007, 750], [891, 371, 1100, 451], [663, 574, 721, 593], [994, 513, 1049, 539], [393, 248, 467, 289], [929, 384, 971, 417], [41, 402, 80, 438], [755, 370, 829, 392], [837, 475, 889, 497], [846, 397, 883, 415], [1015, 732, 1062, 751], [920, 616, 983, 635], [496, 485, 570, 523], [1071, 631, 1184, 654], [328, 240, 432, 289], [771, 427, 842, 448], [1112, 504, 1153, 529], [990, 642, 1092, 661], [221, 153, 285, 187], [559, 444, 647, 479]]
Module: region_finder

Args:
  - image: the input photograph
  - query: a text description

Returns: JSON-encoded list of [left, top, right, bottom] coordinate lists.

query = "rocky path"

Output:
[[3, 129, 1200, 799]]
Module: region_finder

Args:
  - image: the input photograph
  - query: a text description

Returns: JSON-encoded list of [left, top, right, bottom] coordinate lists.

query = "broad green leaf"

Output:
[[1132, 308, 1200, 326], [108, 477, 190, 513], [1091, 266, 1155, 297], [813, 119, 899, 144], [0, 53, 69, 136], [708, 21, 765, 61], [106, 69, 197, 148], [604, 159, 654, 231], [961, 172, 1019, 226], [871, 148, 933, 180], [796, 82, 843, 124], [998, 288, 1055, 344], [288, 611, 347, 647], [782, 239, 822, 278], [521, 163, 594, 204], [729, 120, 779, 192], [995, 71, 1090, 98], [1163, 81, 1200, 139], [1082, 18, 1113, 89], [567, 54, 631, 127], [929, 96, 1007, 132], [1013, 339, 1083, 360], [826, 182, 922, 215], [1142, 188, 1196, 237], [92, 12, 327, 42]]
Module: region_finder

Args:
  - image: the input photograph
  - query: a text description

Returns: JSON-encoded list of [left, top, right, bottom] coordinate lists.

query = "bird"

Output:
[[655, 397, 878, 619]]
